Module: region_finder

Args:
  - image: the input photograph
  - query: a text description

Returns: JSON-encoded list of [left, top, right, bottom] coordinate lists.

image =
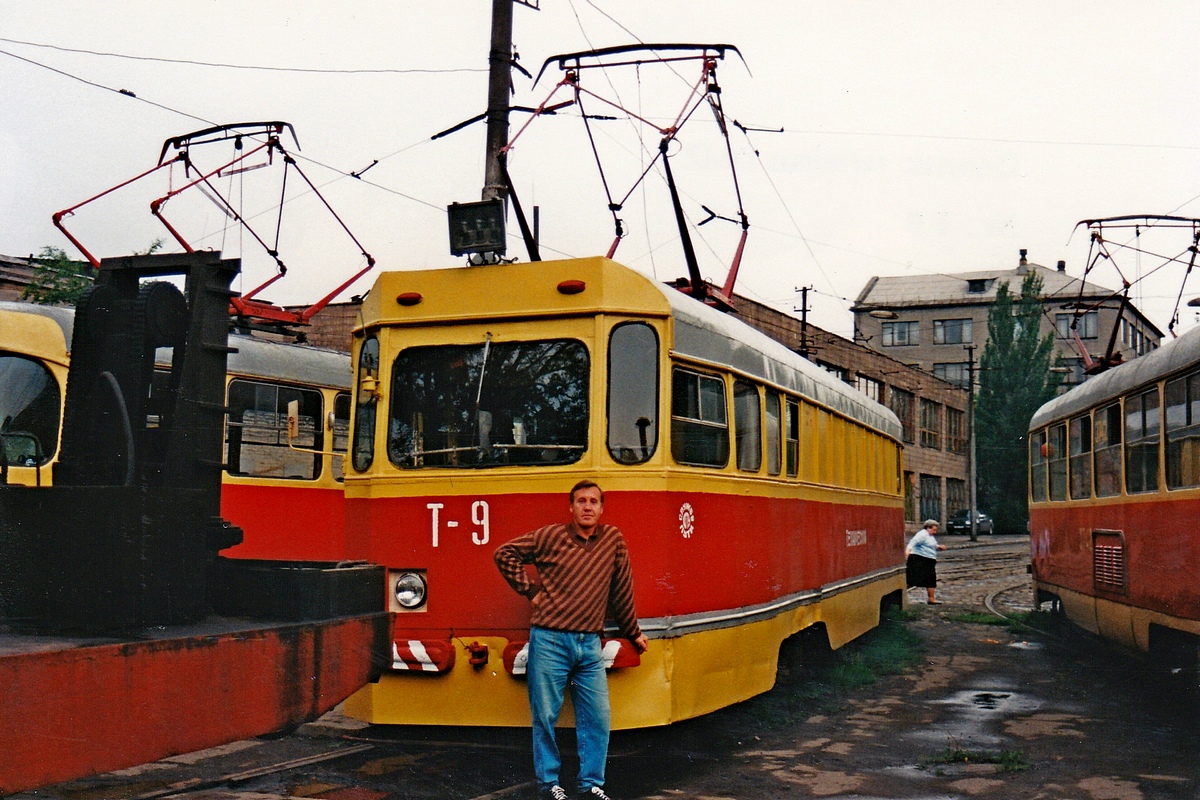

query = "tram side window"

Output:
[[226, 380, 322, 480], [785, 399, 799, 477], [671, 368, 729, 467], [607, 322, 659, 465], [352, 336, 379, 472], [1029, 428, 1048, 502], [734, 381, 762, 472], [332, 392, 351, 482], [1048, 423, 1067, 500], [0, 354, 60, 466], [1094, 403, 1122, 497], [1165, 372, 1200, 489], [1125, 389, 1160, 494], [765, 392, 781, 476], [1068, 414, 1092, 499]]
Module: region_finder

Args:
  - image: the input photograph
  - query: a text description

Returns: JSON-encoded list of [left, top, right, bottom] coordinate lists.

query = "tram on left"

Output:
[[0, 298, 352, 560]]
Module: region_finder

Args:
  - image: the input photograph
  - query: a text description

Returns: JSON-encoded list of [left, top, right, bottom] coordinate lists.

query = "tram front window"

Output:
[[0, 354, 60, 465], [388, 338, 589, 468]]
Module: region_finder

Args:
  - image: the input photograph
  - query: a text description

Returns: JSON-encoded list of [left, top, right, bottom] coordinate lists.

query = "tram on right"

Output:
[[1028, 323, 1200, 661]]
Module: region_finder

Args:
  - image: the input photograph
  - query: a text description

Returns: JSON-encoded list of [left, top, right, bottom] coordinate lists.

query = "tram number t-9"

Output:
[[426, 501, 490, 547]]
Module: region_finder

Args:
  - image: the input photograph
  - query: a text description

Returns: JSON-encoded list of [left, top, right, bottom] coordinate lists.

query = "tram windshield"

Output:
[[387, 338, 589, 468], [0, 354, 60, 466]]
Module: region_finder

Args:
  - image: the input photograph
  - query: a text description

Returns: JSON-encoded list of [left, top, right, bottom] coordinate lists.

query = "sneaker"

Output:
[[578, 788, 612, 800], [542, 786, 569, 800]]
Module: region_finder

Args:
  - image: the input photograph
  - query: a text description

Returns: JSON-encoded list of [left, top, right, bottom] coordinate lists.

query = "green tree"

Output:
[[21, 246, 93, 305], [976, 271, 1062, 533]]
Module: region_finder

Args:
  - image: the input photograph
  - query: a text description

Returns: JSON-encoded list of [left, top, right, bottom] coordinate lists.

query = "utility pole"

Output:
[[482, 0, 516, 203], [965, 344, 978, 542], [794, 285, 811, 358]]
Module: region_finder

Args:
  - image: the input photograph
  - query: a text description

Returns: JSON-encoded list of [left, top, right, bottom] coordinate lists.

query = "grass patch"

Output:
[[749, 606, 926, 726], [923, 747, 1028, 773]]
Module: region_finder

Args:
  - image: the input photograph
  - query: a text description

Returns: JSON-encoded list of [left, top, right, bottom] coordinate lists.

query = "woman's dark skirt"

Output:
[[906, 554, 937, 588]]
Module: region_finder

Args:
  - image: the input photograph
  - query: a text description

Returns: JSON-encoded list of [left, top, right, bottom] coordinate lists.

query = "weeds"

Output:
[[753, 606, 926, 726], [923, 747, 1029, 773]]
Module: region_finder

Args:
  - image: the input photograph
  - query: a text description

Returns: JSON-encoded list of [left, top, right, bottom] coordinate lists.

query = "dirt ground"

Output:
[[607, 537, 1200, 800]]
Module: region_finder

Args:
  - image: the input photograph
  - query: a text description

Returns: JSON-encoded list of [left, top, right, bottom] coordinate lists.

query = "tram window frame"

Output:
[[332, 391, 351, 482], [733, 381, 762, 473], [226, 379, 323, 480], [387, 338, 590, 469], [606, 322, 659, 465], [785, 398, 799, 478], [352, 335, 380, 472], [1047, 423, 1068, 501], [1165, 371, 1200, 490], [1030, 428, 1048, 502], [1125, 388, 1160, 494], [1068, 414, 1092, 499], [0, 353, 61, 466], [1094, 402, 1122, 497], [765, 391, 782, 476], [670, 368, 729, 468]]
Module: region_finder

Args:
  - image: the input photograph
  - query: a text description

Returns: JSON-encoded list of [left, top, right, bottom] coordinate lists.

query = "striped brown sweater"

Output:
[[494, 522, 642, 639]]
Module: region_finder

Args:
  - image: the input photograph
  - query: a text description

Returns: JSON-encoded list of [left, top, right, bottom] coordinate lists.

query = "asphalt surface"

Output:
[[11, 535, 1200, 800]]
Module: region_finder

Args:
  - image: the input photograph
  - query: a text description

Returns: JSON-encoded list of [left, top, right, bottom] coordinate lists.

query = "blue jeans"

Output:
[[528, 626, 610, 792]]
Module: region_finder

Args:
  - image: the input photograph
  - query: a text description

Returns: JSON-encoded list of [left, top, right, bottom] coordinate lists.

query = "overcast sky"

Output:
[[4, 1, 1200, 338]]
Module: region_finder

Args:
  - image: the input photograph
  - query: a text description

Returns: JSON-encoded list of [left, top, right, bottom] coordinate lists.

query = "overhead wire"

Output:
[[0, 35, 484, 75]]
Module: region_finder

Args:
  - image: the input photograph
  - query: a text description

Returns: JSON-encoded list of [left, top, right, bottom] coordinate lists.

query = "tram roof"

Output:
[[0, 300, 349, 389], [1030, 323, 1200, 429], [361, 257, 902, 439]]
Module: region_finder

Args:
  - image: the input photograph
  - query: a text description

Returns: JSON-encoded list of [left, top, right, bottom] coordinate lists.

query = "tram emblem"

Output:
[[678, 503, 695, 539]]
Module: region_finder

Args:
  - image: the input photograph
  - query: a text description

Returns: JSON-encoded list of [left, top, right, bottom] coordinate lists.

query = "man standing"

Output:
[[494, 480, 649, 800]]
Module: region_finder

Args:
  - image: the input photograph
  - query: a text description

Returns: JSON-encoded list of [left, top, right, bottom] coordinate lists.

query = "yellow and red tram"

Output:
[[341, 256, 906, 729], [1029, 322, 1200, 657], [0, 300, 351, 560]]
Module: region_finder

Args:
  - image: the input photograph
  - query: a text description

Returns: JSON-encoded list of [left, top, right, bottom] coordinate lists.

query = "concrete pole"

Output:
[[482, 0, 514, 202], [966, 344, 978, 542]]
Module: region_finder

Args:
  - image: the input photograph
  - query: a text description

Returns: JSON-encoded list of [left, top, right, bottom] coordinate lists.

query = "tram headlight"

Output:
[[394, 572, 428, 610]]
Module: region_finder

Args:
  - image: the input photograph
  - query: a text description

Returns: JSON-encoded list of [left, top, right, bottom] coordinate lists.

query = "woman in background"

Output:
[[906, 519, 947, 604]]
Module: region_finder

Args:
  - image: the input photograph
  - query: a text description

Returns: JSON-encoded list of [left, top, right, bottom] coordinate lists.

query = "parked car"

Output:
[[945, 509, 994, 535]]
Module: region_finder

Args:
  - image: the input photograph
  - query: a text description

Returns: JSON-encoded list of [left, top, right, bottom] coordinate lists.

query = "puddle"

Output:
[[972, 691, 1010, 709], [932, 689, 1041, 715], [1008, 640, 1043, 650]]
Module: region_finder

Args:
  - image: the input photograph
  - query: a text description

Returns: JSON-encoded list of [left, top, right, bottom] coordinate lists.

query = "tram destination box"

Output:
[[212, 559, 384, 622]]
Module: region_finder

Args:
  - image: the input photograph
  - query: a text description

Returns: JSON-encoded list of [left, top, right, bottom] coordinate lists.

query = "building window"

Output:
[[881, 321, 919, 347], [946, 478, 967, 515], [967, 278, 991, 293], [919, 474, 941, 521], [933, 362, 970, 388], [818, 361, 848, 382], [947, 407, 967, 454], [1056, 311, 1098, 340], [1059, 358, 1085, 386], [920, 399, 941, 449], [889, 388, 916, 444], [856, 375, 882, 404], [933, 318, 973, 345]]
